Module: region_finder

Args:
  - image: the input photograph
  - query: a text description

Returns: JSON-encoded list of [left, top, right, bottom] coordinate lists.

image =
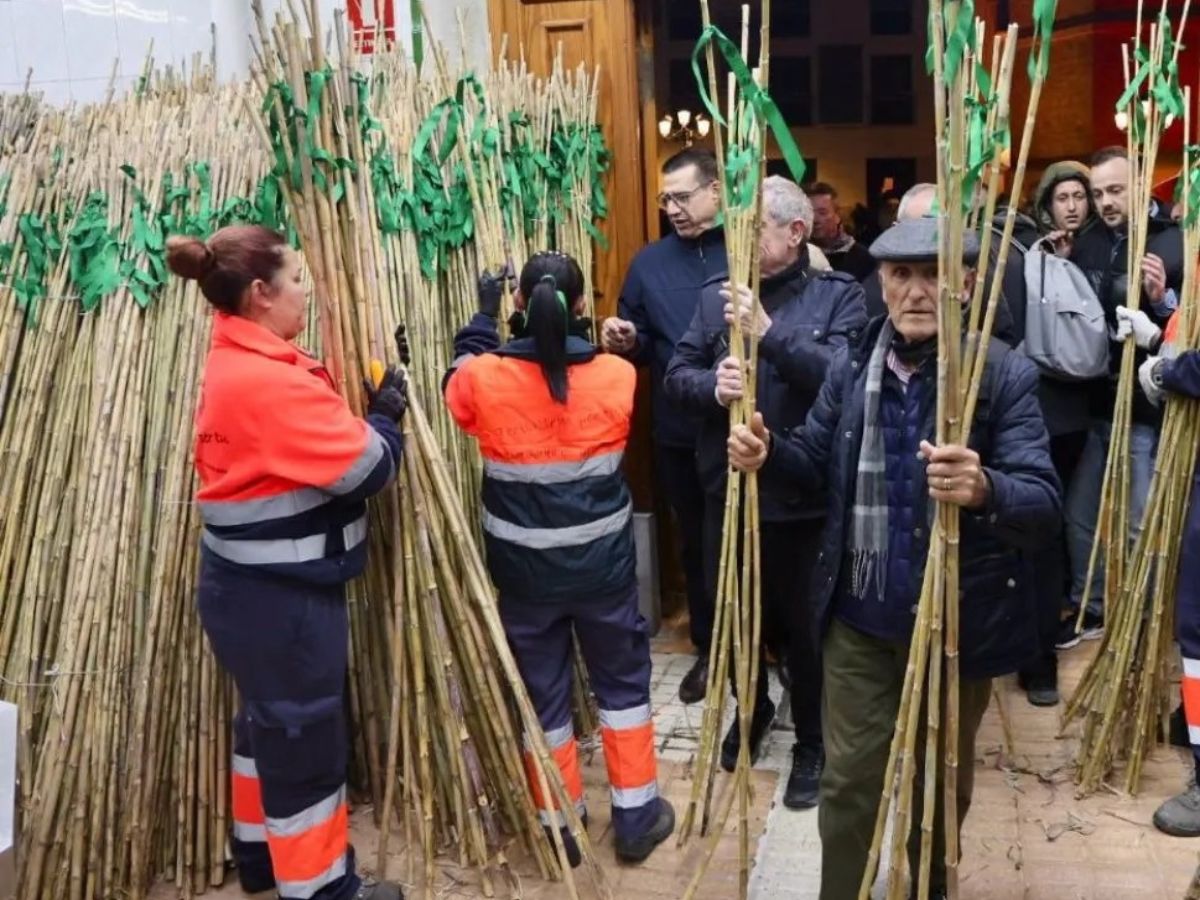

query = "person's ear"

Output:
[[790, 219, 807, 248]]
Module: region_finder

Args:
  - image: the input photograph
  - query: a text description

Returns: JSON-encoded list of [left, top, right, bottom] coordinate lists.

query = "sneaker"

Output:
[[355, 881, 404, 900], [720, 699, 776, 773], [615, 798, 676, 863], [679, 656, 709, 705], [1017, 670, 1060, 707], [1153, 781, 1200, 837], [1171, 706, 1190, 749], [1055, 612, 1104, 650], [783, 742, 824, 809]]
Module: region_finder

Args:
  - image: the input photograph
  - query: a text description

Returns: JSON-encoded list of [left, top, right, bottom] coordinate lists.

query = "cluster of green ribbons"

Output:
[[0, 162, 294, 324], [690, 25, 808, 208], [1116, 11, 1185, 141]]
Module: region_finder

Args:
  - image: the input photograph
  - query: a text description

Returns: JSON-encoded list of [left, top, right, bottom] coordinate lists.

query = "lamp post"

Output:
[[658, 109, 712, 147]]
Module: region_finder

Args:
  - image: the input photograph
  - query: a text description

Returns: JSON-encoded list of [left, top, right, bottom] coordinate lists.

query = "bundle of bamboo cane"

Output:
[[858, 2, 1056, 898], [1064, 6, 1195, 797]]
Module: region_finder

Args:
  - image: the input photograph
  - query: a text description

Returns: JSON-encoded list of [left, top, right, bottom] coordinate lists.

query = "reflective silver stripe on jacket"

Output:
[[274, 854, 348, 900], [536, 799, 588, 827], [199, 487, 331, 528], [610, 781, 659, 809], [231, 754, 258, 778], [483, 452, 623, 484], [232, 821, 267, 842], [598, 703, 651, 731], [482, 503, 632, 550], [326, 428, 388, 495], [265, 786, 346, 838], [202, 515, 369, 565]]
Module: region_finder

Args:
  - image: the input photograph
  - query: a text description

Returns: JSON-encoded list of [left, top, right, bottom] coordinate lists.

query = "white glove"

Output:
[[1116, 305, 1163, 350], [1138, 356, 1165, 407]]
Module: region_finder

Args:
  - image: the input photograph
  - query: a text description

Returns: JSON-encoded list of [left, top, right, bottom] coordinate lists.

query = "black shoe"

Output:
[[1171, 706, 1190, 748], [1017, 670, 1060, 707], [783, 742, 824, 810], [543, 811, 588, 869], [720, 699, 776, 772], [679, 655, 709, 705], [1153, 781, 1200, 837], [1055, 612, 1104, 650], [615, 798, 676, 863]]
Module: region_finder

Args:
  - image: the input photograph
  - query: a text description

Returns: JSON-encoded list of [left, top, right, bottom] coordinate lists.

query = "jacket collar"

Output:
[[671, 224, 725, 250], [495, 334, 598, 364], [210, 313, 320, 370]]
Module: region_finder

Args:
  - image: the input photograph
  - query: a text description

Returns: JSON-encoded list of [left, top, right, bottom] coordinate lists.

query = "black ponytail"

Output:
[[518, 252, 585, 405]]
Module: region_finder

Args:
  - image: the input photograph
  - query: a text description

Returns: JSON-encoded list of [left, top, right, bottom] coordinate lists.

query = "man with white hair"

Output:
[[664, 176, 867, 809]]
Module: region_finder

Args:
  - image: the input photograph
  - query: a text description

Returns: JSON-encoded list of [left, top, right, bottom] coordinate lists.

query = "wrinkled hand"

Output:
[[715, 356, 745, 407], [394, 323, 411, 366], [1115, 305, 1162, 350], [721, 282, 772, 339], [920, 441, 990, 509], [601, 317, 637, 355], [728, 412, 770, 473], [1046, 230, 1074, 259], [478, 262, 515, 318], [1142, 253, 1168, 304], [1139, 356, 1165, 407], [365, 366, 408, 422]]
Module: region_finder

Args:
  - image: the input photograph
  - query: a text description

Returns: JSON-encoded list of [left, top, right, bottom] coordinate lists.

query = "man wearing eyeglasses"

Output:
[[602, 148, 728, 704]]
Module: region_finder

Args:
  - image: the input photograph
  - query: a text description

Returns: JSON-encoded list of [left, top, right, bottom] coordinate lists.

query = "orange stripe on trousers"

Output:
[[601, 721, 657, 790], [524, 740, 583, 810], [267, 803, 349, 882]]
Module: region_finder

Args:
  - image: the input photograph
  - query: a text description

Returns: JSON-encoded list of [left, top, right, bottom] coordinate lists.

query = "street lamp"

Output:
[[659, 109, 712, 147]]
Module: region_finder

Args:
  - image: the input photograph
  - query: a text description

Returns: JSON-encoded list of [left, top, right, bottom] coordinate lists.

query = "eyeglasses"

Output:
[[656, 182, 715, 210]]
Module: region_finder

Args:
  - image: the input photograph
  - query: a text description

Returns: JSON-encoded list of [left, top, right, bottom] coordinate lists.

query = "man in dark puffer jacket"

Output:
[[727, 217, 1061, 900], [664, 176, 867, 811]]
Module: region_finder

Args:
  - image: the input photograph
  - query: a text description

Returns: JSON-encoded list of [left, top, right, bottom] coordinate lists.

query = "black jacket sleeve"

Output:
[[762, 348, 847, 490], [1161, 349, 1200, 399], [758, 279, 868, 393], [663, 296, 722, 416], [971, 352, 1063, 549], [441, 313, 501, 392], [617, 264, 654, 366]]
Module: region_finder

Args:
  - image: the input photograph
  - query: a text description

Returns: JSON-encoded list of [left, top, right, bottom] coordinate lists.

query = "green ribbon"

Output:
[[690, 25, 808, 190], [411, 0, 425, 71], [1180, 146, 1200, 229], [67, 192, 122, 312], [12, 213, 62, 321], [1028, 0, 1058, 80], [349, 72, 383, 148]]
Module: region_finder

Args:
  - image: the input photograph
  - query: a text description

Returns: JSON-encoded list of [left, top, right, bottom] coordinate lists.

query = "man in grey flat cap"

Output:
[[726, 217, 1061, 900]]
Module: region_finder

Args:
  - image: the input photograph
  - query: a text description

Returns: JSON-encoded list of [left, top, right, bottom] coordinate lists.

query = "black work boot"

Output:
[[1017, 669, 1060, 707], [1153, 781, 1200, 837], [543, 811, 588, 869], [1171, 705, 1190, 748], [354, 880, 405, 899], [615, 798, 676, 864], [783, 742, 824, 810], [679, 655, 709, 705], [720, 698, 776, 772]]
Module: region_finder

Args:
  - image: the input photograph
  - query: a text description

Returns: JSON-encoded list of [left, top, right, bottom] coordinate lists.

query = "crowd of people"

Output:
[[178, 141, 1200, 900]]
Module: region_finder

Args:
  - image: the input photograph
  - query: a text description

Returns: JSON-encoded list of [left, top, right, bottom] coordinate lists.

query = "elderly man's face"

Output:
[[759, 215, 805, 277], [881, 260, 976, 342]]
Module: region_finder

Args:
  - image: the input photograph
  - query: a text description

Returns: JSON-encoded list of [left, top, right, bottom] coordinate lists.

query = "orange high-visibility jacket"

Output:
[[194, 313, 401, 585], [445, 319, 637, 602]]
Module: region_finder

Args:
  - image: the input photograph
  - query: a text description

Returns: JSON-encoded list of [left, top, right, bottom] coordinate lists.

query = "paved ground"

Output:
[[162, 621, 1200, 899]]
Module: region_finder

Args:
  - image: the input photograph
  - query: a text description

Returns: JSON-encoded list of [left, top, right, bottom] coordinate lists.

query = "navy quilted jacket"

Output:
[[763, 316, 1063, 678]]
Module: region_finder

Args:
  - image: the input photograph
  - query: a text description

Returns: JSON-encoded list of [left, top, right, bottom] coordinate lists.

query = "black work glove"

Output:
[[478, 263, 514, 318], [394, 323, 411, 366], [365, 366, 407, 422]]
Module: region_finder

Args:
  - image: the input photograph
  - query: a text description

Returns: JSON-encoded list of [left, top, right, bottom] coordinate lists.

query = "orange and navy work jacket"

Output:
[[194, 313, 402, 585], [444, 313, 638, 602]]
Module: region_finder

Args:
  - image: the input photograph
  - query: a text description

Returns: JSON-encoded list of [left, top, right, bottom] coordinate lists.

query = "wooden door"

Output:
[[488, 0, 646, 322]]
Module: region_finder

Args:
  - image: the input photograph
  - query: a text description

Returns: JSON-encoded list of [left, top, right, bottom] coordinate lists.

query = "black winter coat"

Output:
[[763, 316, 1062, 678], [664, 255, 868, 521]]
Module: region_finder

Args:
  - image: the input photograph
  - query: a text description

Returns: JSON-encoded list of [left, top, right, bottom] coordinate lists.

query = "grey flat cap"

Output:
[[868, 216, 980, 265]]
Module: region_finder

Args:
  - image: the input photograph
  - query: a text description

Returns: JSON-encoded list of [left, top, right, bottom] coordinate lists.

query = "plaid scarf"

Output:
[[849, 321, 895, 601]]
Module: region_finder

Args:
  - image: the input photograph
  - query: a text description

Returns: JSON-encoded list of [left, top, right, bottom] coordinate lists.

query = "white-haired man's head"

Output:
[[897, 183, 937, 220], [759, 175, 812, 277]]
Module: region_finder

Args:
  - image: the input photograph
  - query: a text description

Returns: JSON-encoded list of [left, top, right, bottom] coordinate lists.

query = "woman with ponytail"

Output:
[[170, 225, 406, 900], [444, 251, 674, 866]]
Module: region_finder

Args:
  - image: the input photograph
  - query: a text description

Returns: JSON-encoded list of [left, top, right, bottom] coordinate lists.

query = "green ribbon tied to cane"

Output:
[[690, 25, 807, 192], [12, 212, 63, 323], [1028, 0, 1058, 80]]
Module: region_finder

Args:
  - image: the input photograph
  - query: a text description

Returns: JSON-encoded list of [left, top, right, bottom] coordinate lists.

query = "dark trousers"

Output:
[[500, 584, 659, 842], [819, 620, 992, 900], [701, 493, 824, 746], [655, 443, 710, 651], [1021, 430, 1088, 681], [198, 554, 358, 900]]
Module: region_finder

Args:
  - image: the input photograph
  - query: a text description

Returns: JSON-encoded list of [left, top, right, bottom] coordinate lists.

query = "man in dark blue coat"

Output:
[[664, 176, 867, 810], [603, 148, 728, 703], [727, 217, 1061, 900]]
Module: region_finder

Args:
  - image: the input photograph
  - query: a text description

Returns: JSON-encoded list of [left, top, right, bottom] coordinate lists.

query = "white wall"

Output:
[[0, 0, 491, 107]]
